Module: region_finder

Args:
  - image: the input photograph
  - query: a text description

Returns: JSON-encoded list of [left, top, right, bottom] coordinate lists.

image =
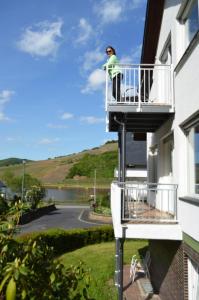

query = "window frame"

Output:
[[180, 111, 199, 197], [159, 32, 172, 64], [177, 0, 199, 48]]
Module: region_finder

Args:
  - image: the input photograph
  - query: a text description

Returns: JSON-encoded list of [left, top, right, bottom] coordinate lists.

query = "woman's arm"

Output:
[[102, 55, 118, 70]]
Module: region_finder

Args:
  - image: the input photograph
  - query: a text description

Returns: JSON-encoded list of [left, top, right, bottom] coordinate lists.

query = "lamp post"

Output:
[[93, 169, 96, 204], [21, 160, 26, 201]]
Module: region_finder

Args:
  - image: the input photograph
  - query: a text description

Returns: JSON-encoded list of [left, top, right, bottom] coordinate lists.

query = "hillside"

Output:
[[0, 158, 32, 167], [0, 142, 118, 187]]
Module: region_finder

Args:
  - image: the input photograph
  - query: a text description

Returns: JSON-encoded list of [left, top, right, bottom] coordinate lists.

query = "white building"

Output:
[[105, 0, 199, 299]]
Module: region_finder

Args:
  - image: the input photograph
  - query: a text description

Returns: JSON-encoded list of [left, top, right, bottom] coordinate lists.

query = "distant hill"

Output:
[[0, 158, 32, 167], [0, 142, 118, 186]]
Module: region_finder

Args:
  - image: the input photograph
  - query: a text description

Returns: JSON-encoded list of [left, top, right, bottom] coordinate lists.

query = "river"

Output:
[[44, 187, 110, 205]]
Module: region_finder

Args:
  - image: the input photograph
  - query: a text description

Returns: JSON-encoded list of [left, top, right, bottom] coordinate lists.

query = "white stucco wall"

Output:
[[147, 0, 199, 241]]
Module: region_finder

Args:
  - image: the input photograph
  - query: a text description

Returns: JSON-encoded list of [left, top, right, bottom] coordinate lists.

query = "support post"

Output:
[[115, 117, 126, 300], [115, 238, 124, 300]]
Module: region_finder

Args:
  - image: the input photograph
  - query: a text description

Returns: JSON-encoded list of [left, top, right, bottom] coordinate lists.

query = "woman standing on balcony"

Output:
[[103, 46, 122, 102]]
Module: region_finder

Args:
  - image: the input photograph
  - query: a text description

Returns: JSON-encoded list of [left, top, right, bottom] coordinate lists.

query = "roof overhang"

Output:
[[141, 0, 165, 64]]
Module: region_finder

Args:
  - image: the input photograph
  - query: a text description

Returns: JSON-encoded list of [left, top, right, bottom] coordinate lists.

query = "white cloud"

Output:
[[38, 137, 60, 145], [47, 123, 68, 129], [75, 18, 93, 44], [81, 68, 105, 94], [0, 90, 14, 122], [94, 0, 125, 24], [0, 90, 14, 105], [80, 116, 105, 124], [60, 112, 74, 120], [83, 48, 105, 71], [0, 112, 10, 121], [17, 19, 63, 57], [120, 45, 142, 64]]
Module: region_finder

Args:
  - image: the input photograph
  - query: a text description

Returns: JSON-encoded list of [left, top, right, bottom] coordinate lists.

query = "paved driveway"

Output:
[[18, 205, 105, 234]]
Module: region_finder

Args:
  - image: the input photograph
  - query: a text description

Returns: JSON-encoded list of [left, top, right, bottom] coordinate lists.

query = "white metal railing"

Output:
[[105, 64, 174, 111], [116, 181, 178, 222]]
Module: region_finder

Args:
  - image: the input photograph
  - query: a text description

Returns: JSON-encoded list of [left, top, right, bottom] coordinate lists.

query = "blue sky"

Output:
[[0, 0, 147, 160]]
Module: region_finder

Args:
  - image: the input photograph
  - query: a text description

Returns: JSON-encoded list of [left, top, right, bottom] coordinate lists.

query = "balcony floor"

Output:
[[123, 202, 177, 224]]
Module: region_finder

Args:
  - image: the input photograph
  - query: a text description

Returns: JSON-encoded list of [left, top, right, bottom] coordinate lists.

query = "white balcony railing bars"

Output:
[[105, 64, 174, 111], [116, 182, 178, 223]]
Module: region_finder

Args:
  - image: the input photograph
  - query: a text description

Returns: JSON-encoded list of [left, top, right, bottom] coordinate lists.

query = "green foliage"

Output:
[[66, 151, 118, 179], [96, 194, 110, 208], [17, 225, 114, 256], [0, 203, 94, 300], [25, 185, 45, 209], [0, 195, 9, 214], [2, 171, 43, 195]]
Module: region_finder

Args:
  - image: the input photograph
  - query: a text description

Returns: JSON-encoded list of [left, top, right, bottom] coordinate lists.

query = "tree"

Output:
[[2, 172, 43, 195]]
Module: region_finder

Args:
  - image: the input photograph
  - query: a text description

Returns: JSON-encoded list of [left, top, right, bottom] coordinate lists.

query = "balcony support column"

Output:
[[115, 237, 124, 300], [115, 116, 126, 300], [117, 118, 126, 183]]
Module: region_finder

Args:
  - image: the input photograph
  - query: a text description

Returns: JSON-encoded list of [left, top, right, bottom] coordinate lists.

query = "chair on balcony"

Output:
[[121, 87, 149, 103]]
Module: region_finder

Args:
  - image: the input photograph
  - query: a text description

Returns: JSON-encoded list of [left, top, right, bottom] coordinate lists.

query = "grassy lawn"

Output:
[[59, 239, 148, 300]]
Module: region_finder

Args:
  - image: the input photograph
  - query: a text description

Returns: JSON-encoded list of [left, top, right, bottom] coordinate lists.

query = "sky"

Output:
[[0, 0, 147, 160]]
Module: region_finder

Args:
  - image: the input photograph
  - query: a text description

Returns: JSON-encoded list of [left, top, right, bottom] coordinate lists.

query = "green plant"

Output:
[[2, 172, 43, 195], [0, 195, 9, 214], [96, 194, 110, 208], [25, 185, 45, 209], [18, 225, 114, 256], [0, 202, 94, 300]]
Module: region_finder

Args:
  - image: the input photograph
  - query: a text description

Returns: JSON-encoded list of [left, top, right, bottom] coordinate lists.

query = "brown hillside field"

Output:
[[0, 142, 118, 186]]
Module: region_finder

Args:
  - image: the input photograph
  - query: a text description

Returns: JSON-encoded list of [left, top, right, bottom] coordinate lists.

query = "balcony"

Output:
[[105, 64, 174, 132], [111, 181, 182, 240]]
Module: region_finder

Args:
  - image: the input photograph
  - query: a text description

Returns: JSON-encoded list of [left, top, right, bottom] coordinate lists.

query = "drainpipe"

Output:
[[114, 115, 126, 300]]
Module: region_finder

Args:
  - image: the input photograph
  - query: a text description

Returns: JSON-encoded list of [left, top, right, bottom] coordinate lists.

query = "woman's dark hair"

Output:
[[106, 46, 116, 55]]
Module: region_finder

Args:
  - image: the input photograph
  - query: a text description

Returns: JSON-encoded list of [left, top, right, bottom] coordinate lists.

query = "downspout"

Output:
[[114, 115, 126, 300]]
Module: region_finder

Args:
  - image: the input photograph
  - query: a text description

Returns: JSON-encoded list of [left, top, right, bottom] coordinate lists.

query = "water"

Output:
[[44, 187, 109, 205]]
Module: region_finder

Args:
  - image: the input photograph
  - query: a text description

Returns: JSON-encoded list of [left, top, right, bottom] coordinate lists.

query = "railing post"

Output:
[[170, 64, 174, 111], [175, 185, 178, 221], [138, 65, 141, 111], [105, 67, 109, 111]]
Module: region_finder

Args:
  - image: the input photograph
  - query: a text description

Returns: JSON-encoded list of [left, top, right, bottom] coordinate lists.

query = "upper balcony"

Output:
[[105, 64, 174, 132]]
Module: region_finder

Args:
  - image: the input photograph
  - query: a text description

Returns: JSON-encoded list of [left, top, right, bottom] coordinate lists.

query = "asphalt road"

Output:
[[18, 205, 106, 234]]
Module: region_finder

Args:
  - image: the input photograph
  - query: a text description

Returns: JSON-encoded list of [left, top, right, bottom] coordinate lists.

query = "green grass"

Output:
[[59, 239, 148, 300]]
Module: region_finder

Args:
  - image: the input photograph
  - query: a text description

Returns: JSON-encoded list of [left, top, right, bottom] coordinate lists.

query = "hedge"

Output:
[[17, 225, 114, 256]]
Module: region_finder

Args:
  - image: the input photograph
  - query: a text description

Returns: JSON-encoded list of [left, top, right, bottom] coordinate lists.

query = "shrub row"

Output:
[[17, 225, 114, 256]]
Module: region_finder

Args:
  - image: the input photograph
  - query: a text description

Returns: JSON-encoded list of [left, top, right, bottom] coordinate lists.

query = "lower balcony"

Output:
[[111, 181, 182, 240]]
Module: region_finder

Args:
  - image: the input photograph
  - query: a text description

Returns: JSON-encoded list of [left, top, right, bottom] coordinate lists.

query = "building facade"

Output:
[[105, 0, 199, 299]]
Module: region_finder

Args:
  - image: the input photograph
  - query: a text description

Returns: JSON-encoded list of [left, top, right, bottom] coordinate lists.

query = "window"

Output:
[[178, 0, 199, 49], [188, 258, 199, 300], [180, 111, 199, 195], [194, 126, 199, 193], [186, 0, 199, 44], [163, 134, 173, 176]]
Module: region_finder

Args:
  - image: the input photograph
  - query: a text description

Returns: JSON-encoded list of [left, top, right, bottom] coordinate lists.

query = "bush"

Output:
[[0, 195, 8, 214], [17, 225, 114, 256], [96, 194, 110, 208], [0, 202, 95, 300]]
